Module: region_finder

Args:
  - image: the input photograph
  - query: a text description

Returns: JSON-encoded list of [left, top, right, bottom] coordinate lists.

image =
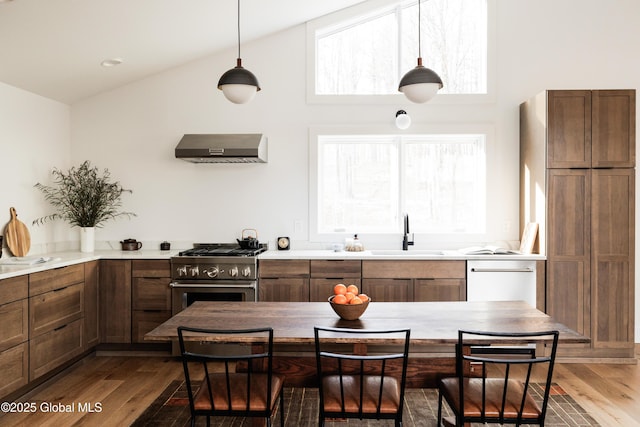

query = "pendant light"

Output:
[[398, 0, 443, 103], [217, 0, 261, 104]]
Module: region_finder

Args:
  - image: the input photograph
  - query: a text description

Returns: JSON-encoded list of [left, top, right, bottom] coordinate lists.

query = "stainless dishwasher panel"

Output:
[[466, 260, 537, 308]]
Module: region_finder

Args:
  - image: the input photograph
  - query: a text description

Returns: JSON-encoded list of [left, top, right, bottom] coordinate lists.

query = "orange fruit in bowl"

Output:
[[350, 296, 364, 305], [333, 284, 347, 295], [345, 292, 356, 302], [347, 284, 359, 294], [357, 294, 369, 303], [332, 294, 348, 304]]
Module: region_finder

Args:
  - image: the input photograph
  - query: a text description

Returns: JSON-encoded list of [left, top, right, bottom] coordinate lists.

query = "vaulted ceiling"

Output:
[[0, 0, 365, 104]]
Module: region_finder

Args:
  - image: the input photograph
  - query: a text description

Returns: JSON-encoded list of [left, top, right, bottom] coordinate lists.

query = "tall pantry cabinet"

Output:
[[520, 90, 635, 359]]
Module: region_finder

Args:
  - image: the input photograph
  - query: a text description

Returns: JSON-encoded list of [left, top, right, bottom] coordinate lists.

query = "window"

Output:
[[311, 0, 488, 98], [312, 132, 486, 239]]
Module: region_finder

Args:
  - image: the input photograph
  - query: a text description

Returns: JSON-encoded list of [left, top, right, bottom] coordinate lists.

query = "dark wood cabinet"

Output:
[[309, 260, 361, 302], [362, 278, 413, 302], [362, 260, 466, 302], [258, 260, 310, 302], [28, 265, 85, 380], [99, 260, 132, 343], [521, 89, 635, 359], [131, 260, 171, 343], [83, 261, 99, 349], [0, 275, 29, 397]]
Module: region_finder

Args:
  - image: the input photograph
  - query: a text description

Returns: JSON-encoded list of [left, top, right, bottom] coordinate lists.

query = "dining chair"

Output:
[[313, 326, 411, 427], [437, 329, 560, 427], [177, 326, 285, 427]]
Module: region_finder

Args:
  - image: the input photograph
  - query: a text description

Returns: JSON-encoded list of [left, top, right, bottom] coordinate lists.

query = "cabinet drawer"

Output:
[[0, 299, 28, 352], [30, 283, 83, 337], [132, 277, 171, 310], [310, 260, 361, 278], [29, 318, 83, 380], [362, 260, 466, 279], [258, 260, 310, 277], [132, 260, 171, 278], [0, 275, 28, 305], [0, 342, 28, 398], [132, 310, 172, 343], [29, 264, 84, 296]]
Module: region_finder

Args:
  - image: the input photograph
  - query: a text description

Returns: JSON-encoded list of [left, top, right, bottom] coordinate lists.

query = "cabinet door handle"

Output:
[[53, 286, 69, 292], [470, 268, 534, 273], [54, 324, 68, 332]]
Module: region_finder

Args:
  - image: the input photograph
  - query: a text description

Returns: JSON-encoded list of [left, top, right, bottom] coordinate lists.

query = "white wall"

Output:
[[34, 0, 639, 340], [0, 82, 72, 256]]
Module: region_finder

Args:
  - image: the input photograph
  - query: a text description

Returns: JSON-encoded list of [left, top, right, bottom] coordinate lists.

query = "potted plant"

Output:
[[33, 160, 136, 252]]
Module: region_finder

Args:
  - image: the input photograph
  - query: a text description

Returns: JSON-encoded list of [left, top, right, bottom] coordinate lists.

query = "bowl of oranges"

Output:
[[328, 284, 370, 320]]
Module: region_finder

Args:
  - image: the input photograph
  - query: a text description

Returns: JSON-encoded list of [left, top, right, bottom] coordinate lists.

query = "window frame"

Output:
[[309, 124, 495, 246], [305, 0, 497, 105]]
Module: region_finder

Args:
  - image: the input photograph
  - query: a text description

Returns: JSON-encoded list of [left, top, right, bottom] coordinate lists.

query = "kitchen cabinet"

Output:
[[131, 260, 171, 343], [99, 260, 132, 343], [83, 261, 99, 349], [362, 260, 466, 302], [29, 264, 85, 380], [258, 260, 310, 302], [309, 260, 361, 302], [0, 275, 29, 397], [520, 89, 635, 359]]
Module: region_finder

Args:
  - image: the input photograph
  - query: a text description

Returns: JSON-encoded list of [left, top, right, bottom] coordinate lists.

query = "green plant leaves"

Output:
[[33, 161, 136, 228]]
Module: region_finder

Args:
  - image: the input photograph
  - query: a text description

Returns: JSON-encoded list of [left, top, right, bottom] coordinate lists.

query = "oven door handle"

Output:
[[169, 282, 256, 289]]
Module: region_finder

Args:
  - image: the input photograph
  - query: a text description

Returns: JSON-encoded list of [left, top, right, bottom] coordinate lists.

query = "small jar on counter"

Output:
[[345, 234, 364, 252]]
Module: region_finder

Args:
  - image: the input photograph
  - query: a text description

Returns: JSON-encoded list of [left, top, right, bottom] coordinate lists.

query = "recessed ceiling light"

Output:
[[101, 58, 123, 68]]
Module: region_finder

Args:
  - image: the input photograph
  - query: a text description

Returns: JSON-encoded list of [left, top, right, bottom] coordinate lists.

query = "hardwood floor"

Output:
[[0, 350, 638, 426]]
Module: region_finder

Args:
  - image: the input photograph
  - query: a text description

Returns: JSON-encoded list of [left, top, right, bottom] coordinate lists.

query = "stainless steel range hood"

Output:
[[175, 134, 267, 163]]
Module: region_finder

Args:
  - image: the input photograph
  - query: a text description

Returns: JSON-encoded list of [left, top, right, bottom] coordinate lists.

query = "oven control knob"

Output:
[[205, 267, 219, 278], [189, 266, 199, 277], [228, 266, 239, 277], [177, 266, 188, 277], [241, 266, 252, 277]]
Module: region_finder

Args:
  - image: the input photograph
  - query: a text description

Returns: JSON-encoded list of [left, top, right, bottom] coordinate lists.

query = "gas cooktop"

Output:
[[177, 243, 267, 257]]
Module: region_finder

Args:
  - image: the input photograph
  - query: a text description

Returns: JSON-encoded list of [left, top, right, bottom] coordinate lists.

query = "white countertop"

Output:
[[257, 249, 545, 261], [0, 249, 179, 280], [0, 249, 545, 281]]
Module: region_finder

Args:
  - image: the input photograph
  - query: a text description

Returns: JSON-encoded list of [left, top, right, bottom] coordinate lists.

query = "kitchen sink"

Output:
[[369, 249, 446, 256]]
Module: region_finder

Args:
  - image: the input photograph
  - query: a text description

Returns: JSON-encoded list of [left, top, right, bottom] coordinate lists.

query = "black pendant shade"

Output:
[[217, 58, 261, 89]]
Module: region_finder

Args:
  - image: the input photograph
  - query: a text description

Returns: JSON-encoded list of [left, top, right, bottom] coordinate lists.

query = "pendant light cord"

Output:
[[418, 0, 422, 59], [237, 0, 241, 59]]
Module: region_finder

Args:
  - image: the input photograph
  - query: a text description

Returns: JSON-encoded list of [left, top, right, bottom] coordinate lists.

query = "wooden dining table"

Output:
[[146, 300, 588, 388]]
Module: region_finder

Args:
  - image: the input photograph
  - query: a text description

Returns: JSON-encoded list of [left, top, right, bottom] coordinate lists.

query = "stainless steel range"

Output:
[[170, 243, 267, 355]]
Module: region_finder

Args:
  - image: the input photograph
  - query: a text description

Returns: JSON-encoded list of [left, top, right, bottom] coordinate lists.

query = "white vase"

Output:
[[80, 227, 95, 252]]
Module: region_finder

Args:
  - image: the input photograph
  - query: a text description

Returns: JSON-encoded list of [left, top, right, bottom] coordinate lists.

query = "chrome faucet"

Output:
[[402, 213, 414, 250]]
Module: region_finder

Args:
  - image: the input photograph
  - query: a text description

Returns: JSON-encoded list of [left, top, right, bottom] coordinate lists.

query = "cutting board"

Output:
[[4, 207, 31, 257]]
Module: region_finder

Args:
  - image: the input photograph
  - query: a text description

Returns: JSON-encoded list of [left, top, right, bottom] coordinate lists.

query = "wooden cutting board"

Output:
[[4, 207, 31, 257]]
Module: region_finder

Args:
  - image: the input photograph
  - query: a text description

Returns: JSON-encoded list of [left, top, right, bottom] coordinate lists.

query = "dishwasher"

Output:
[[466, 260, 537, 308]]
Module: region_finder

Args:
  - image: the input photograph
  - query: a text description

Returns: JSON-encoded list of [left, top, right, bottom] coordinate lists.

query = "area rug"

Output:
[[131, 381, 600, 426]]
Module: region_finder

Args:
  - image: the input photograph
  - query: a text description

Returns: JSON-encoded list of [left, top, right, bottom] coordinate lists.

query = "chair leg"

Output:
[[280, 389, 285, 427], [437, 391, 443, 427]]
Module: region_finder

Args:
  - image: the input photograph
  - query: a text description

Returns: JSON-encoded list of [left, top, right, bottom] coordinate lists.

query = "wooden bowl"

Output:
[[328, 296, 370, 320]]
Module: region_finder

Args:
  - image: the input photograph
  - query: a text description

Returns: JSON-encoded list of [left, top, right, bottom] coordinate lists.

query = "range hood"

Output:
[[175, 134, 267, 163]]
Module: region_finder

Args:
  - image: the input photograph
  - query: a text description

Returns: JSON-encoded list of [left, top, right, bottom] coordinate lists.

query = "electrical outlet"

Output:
[[294, 220, 303, 236]]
